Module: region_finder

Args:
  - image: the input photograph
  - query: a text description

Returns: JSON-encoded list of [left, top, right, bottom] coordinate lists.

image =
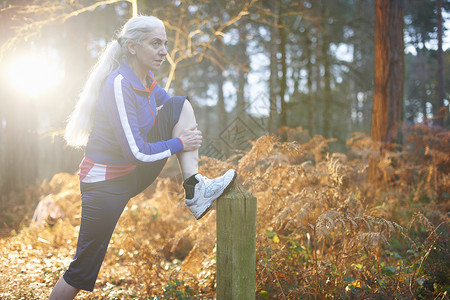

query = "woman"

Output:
[[49, 15, 236, 299]]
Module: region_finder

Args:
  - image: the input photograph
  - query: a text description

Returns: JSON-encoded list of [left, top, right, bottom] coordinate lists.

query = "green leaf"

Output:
[[259, 290, 269, 299], [381, 266, 397, 277]]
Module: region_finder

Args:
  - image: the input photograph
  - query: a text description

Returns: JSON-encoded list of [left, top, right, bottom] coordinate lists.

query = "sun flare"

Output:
[[6, 53, 64, 99]]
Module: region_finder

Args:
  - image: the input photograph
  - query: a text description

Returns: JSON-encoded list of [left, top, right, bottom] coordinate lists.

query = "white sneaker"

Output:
[[185, 169, 237, 220]]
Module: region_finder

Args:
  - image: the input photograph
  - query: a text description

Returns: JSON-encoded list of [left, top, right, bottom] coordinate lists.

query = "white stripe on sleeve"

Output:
[[114, 75, 171, 162]]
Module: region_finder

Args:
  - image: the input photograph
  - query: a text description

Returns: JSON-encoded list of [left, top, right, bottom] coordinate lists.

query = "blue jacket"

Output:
[[83, 61, 184, 166]]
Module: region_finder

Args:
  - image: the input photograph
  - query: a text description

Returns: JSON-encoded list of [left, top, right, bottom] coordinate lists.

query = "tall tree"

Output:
[[1, 90, 38, 193], [386, 0, 404, 143], [320, 0, 332, 139], [278, 6, 287, 139], [236, 18, 249, 119], [268, 0, 280, 134], [370, 0, 404, 180], [436, 0, 445, 126], [372, 0, 404, 144], [305, 26, 315, 136], [216, 38, 227, 132]]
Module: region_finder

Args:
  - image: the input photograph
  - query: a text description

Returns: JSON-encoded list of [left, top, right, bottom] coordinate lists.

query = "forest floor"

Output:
[[0, 125, 448, 299]]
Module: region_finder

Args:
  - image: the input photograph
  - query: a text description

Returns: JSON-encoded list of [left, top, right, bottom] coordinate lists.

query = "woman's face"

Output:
[[132, 26, 168, 73]]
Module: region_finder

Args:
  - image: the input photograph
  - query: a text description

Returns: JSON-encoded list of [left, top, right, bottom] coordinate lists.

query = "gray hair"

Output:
[[64, 16, 165, 148]]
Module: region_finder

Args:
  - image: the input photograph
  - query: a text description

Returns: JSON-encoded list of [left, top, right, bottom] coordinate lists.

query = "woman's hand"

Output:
[[178, 124, 202, 151]]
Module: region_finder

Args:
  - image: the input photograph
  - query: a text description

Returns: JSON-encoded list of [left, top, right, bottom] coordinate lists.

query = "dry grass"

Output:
[[0, 124, 448, 299]]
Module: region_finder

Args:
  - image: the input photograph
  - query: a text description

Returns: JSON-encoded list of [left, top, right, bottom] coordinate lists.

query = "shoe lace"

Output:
[[198, 174, 211, 185]]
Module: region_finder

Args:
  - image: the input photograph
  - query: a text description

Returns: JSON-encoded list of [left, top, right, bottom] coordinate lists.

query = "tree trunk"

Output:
[[386, 0, 404, 144], [2, 96, 38, 193], [216, 39, 227, 132], [314, 24, 323, 134], [268, 0, 279, 134], [217, 69, 226, 133], [278, 10, 287, 140], [305, 27, 314, 136], [352, 0, 364, 131], [321, 1, 332, 139], [436, 0, 445, 126], [370, 0, 404, 181], [236, 19, 248, 120], [372, 0, 389, 144]]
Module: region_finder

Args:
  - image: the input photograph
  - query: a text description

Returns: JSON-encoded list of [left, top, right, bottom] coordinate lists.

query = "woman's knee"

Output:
[[181, 99, 194, 116]]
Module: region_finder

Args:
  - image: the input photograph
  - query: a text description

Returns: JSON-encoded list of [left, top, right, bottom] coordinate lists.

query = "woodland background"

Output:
[[0, 0, 449, 299]]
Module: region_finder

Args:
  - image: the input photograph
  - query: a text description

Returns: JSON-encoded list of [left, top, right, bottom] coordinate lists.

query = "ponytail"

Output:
[[64, 40, 123, 147]]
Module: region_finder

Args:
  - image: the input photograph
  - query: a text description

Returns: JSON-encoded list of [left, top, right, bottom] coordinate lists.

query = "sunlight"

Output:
[[6, 52, 64, 99]]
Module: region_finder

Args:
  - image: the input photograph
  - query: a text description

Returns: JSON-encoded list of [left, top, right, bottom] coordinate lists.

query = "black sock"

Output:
[[183, 174, 199, 199]]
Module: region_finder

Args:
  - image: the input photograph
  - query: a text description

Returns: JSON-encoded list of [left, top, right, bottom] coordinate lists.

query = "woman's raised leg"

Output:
[[172, 99, 237, 220], [172, 100, 199, 181]]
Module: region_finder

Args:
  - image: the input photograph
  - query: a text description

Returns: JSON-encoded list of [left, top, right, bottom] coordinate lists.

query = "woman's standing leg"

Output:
[[49, 174, 136, 298], [49, 277, 80, 300]]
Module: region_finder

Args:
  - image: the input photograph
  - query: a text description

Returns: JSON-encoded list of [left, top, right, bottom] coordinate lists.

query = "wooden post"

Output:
[[217, 185, 257, 300]]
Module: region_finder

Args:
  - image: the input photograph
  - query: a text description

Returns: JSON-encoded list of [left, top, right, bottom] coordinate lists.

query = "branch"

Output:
[[0, 0, 131, 61], [60, 0, 131, 23], [163, 0, 258, 89], [196, 0, 256, 62]]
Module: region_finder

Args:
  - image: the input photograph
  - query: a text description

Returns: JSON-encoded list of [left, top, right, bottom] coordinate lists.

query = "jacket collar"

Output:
[[118, 60, 156, 94]]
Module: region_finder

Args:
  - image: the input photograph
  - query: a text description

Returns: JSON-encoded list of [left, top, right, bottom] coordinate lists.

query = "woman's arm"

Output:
[[107, 74, 184, 164]]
